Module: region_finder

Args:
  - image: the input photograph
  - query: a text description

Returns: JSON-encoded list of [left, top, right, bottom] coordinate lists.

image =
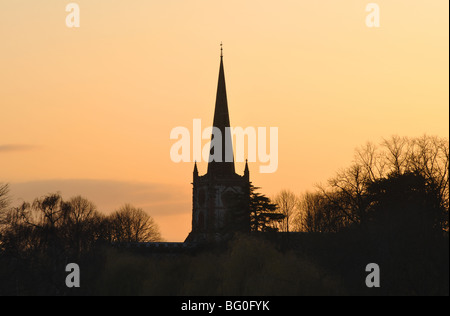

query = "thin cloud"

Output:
[[8, 179, 191, 217], [0, 144, 39, 153]]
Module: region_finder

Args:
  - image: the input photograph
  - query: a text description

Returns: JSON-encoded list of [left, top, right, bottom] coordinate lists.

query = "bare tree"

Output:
[[297, 191, 344, 233], [109, 204, 162, 243], [297, 191, 321, 232], [0, 183, 10, 229], [61, 196, 102, 255], [355, 141, 386, 182], [322, 163, 371, 226], [409, 135, 449, 215], [0, 183, 9, 211], [2, 193, 104, 255], [312, 135, 449, 233], [30, 193, 64, 229], [274, 190, 299, 232], [381, 135, 413, 175]]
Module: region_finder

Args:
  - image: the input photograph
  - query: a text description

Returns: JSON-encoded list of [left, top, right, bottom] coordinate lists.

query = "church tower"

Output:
[[185, 47, 250, 243]]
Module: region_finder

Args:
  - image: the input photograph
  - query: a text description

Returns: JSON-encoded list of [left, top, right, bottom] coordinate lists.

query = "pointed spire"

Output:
[[244, 159, 249, 180], [193, 161, 199, 182], [193, 161, 198, 175], [207, 44, 235, 176]]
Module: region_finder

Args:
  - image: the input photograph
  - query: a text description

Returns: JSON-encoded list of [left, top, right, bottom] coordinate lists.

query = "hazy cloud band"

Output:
[[0, 144, 38, 153], [8, 179, 190, 217]]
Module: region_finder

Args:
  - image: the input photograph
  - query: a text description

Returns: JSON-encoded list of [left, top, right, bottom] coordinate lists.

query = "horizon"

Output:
[[1, 1, 449, 241]]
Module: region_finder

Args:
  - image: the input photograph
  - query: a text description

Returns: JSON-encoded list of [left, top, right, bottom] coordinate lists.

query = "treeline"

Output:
[[272, 135, 448, 235], [268, 135, 449, 295], [0, 191, 162, 255], [0, 190, 162, 295]]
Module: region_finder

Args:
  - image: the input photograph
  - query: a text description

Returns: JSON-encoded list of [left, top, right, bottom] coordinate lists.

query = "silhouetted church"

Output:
[[185, 48, 250, 243]]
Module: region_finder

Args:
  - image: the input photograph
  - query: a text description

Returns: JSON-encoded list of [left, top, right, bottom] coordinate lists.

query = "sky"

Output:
[[1, 1, 448, 241]]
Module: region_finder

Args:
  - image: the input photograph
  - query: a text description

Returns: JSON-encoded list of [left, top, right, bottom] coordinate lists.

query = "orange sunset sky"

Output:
[[1, 1, 448, 241]]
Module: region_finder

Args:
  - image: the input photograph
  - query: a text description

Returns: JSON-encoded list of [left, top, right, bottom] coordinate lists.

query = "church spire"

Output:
[[193, 160, 198, 175], [185, 46, 251, 244], [207, 44, 235, 176], [243, 159, 250, 181]]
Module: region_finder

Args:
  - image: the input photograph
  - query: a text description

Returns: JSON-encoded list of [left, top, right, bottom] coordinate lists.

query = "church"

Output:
[[115, 48, 252, 252], [185, 48, 251, 244]]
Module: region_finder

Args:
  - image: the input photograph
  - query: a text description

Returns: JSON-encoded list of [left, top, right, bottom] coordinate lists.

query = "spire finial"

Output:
[[220, 42, 223, 58], [244, 159, 249, 178], [193, 160, 198, 176]]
